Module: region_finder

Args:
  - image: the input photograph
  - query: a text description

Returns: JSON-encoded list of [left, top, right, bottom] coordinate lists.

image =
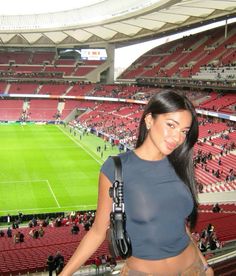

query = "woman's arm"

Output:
[[59, 172, 112, 276], [186, 226, 214, 276]]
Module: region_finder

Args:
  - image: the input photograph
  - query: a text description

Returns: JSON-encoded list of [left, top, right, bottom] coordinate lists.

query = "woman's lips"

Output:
[[166, 141, 177, 150]]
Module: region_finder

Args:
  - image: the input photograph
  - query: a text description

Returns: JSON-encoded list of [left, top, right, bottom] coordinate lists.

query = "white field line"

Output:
[[46, 180, 60, 208], [0, 179, 61, 209], [1, 204, 97, 213], [0, 179, 47, 184], [57, 126, 103, 165]]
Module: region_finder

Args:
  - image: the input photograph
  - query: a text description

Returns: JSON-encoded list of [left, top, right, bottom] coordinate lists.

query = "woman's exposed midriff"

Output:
[[123, 241, 204, 275]]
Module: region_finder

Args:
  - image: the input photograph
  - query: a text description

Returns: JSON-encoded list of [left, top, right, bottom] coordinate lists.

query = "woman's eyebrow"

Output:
[[167, 118, 179, 125], [167, 119, 191, 128]]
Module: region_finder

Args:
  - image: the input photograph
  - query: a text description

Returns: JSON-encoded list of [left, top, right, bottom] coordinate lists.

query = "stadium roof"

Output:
[[0, 0, 236, 48]]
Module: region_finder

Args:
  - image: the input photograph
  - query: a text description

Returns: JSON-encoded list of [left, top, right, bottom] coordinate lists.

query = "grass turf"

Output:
[[0, 124, 120, 216]]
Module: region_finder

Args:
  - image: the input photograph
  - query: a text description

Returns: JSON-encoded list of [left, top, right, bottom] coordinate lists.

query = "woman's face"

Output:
[[145, 109, 192, 158]]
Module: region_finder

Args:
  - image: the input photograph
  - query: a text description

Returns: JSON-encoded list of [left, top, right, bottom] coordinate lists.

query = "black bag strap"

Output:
[[108, 155, 132, 259], [109, 156, 124, 212], [113, 155, 122, 184]]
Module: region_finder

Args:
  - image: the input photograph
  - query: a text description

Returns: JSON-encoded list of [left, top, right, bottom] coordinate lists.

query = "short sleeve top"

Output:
[[101, 150, 193, 260]]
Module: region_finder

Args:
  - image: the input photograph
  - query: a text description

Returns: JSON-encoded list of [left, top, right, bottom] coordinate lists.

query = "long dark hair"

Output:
[[136, 90, 199, 229]]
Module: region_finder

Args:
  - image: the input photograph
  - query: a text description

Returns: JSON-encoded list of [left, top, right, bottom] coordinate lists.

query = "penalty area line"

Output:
[[46, 180, 60, 208]]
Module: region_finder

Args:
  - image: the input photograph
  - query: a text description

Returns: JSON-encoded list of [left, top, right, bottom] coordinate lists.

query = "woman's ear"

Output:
[[145, 113, 153, 129]]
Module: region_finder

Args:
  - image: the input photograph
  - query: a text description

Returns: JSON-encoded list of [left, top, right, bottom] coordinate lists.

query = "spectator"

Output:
[[39, 226, 45, 237], [18, 211, 23, 223], [197, 182, 204, 193], [54, 251, 64, 275], [42, 217, 49, 227], [19, 232, 25, 242], [28, 220, 34, 228], [84, 222, 90, 231], [47, 255, 55, 276], [71, 223, 80, 235], [29, 228, 39, 239], [33, 229, 39, 239], [199, 238, 207, 253], [208, 236, 218, 251], [13, 232, 21, 243], [109, 256, 117, 272], [12, 220, 19, 229], [100, 254, 108, 270], [32, 217, 38, 227], [55, 217, 62, 227], [7, 227, 12, 238], [200, 228, 208, 240], [94, 256, 101, 275], [212, 203, 221, 213]]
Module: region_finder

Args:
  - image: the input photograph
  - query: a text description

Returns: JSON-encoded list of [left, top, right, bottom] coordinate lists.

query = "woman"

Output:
[[60, 90, 214, 275]]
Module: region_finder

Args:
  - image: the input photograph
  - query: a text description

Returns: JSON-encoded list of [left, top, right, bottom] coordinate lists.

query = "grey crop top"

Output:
[[101, 150, 194, 260]]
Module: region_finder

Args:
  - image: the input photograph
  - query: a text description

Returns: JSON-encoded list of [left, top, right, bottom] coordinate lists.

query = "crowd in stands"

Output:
[[1, 202, 236, 275], [72, 90, 236, 152], [92, 254, 117, 275], [0, 69, 64, 79], [0, 210, 96, 244], [47, 251, 65, 275], [192, 223, 223, 253], [0, 209, 118, 275]]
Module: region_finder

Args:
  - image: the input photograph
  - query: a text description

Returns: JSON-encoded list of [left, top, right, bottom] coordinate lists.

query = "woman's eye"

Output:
[[167, 123, 175, 128], [182, 130, 189, 135]]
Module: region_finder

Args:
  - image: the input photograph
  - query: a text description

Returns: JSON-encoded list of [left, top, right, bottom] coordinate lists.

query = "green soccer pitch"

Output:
[[0, 124, 121, 216]]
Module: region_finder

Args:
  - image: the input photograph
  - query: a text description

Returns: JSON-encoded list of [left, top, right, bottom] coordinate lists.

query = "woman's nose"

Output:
[[173, 129, 182, 144]]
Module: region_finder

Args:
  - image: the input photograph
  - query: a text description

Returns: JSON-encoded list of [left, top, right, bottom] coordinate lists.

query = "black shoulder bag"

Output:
[[106, 156, 132, 259]]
